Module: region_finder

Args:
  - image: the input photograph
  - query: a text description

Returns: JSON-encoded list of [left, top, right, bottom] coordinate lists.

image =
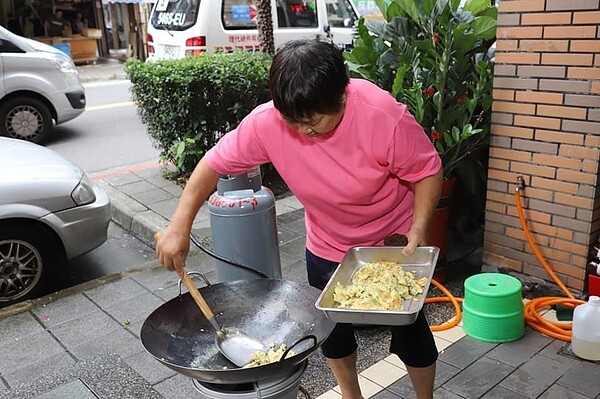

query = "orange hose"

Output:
[[425, 184, 585, 340], [425, 278, 463, 331], [515, 187, 585, 341]]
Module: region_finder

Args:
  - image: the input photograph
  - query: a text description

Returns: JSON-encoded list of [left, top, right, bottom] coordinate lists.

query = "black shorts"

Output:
[[307, 249, 438, 368]]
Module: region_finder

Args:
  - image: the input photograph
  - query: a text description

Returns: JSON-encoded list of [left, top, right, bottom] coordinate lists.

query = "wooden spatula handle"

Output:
[[179, 269, 215, 319], [154, 232, 216, 320]]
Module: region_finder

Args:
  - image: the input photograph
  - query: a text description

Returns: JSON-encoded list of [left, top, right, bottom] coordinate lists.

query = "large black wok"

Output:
[[140, 278, 335, 385]]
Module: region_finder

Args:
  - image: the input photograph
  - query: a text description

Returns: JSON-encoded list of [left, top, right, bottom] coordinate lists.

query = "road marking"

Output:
[[86, 101, 135, 111]]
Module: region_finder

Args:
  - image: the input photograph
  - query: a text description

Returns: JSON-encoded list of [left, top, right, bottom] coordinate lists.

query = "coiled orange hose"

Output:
[[425, 181, 585, 340], [515, 184, 585, 341]]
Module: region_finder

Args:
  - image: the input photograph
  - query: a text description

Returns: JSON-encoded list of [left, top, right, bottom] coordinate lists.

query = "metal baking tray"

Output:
[[315, 246, 439, 326]]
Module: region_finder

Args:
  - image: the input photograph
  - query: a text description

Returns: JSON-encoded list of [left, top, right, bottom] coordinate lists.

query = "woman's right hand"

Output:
[[155, 229, 190, 272]]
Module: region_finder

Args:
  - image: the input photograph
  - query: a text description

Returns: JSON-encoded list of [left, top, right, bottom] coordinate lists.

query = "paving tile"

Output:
[[147, 198, 180, 220], [486, 328, 553, 367], [85, 277, 149, 309], [279, 236, 307, 260], [141, 173, 176, 188], [437, 336, 498, 369], [284, 217, 307, 235], [130, 265, 181, 292], [441, 356, 514, 398], [433, 335, 453, 352], [332, 375, 383, 398], [2, 351, 75, 388], [124, 350, 177, 386], [105, 173, 143, 187], [361, 360, 407, 388], [118, 181, 160, 196], [152, 373, 201, 399], [386, 360, 461, 399], [68, 328, 144, 360], [316, 390, 342, 399], [130, 188, 175, 205], [0, 311, 44, 342], [538, 384, 595, 399], [278, 225, 304, 245], [480, 385, 528, 398], [281, 259, 309, 284], [277, 208, 305, 223], [499, 353, 574, 398], [538, 340, 582, 367], [31, 294, 99, 329], [0, 352, 161, 399], [370, 388, 403, 398], [360, 375, 384, 398], [384, 354, 406, 370], [555, 360, 600, 398], [49, 309, 123, 348], [0, 330, 64, 372], [433, 326, 466, 344], [432, 388, 466, 398], [104, 292, 166, 326], [36, 378, 98, 399]]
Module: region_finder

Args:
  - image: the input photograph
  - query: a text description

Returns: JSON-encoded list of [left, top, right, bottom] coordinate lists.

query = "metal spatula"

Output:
[[178, 269, 264, 367]]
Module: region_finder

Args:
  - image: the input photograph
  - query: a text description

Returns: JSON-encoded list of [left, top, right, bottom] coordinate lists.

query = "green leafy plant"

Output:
[[345, 0, 496, 187], [125, 52, 272, 176]]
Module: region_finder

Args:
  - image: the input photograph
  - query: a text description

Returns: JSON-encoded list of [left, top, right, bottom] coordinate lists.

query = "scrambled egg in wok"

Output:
[[333, 261, 428, 311], [242, 343, 296, 368]]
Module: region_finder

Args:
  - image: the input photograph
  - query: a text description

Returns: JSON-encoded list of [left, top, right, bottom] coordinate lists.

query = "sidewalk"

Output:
[[0, 64, 597, 399], [76, 56, 128, 83], [1, 164, 598, 399]]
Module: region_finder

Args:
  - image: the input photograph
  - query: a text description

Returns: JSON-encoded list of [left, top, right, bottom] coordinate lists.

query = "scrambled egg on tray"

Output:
[[242, 343, 295, 368], [333, 261, 428, 311]]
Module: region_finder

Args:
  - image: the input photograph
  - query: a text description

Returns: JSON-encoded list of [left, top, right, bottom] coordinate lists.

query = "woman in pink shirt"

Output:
[[157, 39, 443, 399]]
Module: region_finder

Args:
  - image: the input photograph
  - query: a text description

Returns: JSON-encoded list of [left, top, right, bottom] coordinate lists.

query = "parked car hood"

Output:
[[0, 138, 84, 213]]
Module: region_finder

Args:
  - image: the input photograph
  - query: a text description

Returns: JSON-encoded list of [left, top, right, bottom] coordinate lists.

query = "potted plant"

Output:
[[344, 0, 497, 274]]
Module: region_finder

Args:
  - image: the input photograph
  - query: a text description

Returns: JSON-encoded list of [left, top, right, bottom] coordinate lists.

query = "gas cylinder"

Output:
[[571, 296, 600, 361], [208, 166, 282, 282]]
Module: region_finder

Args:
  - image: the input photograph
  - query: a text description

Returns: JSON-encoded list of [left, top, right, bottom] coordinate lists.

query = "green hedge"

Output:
[[125, 52, 272, 174]]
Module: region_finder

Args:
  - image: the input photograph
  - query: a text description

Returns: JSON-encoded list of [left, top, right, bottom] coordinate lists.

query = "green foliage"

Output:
[[344, 0, 496, 184], [125, 52, 272, 175]]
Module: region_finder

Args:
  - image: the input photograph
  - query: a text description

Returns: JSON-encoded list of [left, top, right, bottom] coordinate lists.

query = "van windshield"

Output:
[[150, 0, 201, 31]]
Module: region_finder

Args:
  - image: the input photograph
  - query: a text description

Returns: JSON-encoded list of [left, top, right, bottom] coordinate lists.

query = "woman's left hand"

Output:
[[402, 227, 427, 256]]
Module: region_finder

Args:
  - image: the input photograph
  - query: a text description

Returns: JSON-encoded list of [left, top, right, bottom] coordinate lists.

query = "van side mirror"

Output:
[[323, 24, 332, 38], [343, 18, 352, 27]]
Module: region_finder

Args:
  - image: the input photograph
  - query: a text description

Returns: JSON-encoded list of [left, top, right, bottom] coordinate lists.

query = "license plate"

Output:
[[163, 45, 179, 58]]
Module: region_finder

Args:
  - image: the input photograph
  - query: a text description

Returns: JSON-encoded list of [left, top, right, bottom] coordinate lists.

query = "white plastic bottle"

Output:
[[572, 295, 600, 361]]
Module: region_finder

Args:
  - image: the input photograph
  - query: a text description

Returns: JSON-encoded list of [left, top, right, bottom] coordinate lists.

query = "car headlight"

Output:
[[71, 175, 96, 205], [49, 53, 78, 74]]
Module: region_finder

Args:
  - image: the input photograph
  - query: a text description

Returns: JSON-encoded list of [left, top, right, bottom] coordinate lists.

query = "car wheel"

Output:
[[0, 96, 53, 144], [0, 225, 57, 306]]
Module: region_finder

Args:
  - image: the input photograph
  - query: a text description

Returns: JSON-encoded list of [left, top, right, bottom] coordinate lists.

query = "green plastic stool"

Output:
[[462, 273, 525, 343]]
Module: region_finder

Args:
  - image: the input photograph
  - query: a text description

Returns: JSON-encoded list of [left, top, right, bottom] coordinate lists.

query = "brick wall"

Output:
[[484, 0, 600, 292]]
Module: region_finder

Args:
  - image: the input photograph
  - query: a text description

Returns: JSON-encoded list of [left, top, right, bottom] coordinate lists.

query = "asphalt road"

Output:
[[45, 79, 162, 295], [46, 79, 161, 174]]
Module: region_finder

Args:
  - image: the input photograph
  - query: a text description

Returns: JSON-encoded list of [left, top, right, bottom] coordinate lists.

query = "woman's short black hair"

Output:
[[269, 39, 349, 122]]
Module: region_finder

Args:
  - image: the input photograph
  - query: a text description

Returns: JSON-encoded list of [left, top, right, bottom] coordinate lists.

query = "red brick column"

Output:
[[484, 0, 600, 292]]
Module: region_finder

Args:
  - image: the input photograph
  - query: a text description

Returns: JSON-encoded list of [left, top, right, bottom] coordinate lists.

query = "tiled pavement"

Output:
[[1, 163, 598, 399]]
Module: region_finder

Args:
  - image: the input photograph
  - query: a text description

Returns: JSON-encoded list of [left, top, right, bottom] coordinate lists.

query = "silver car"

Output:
[[0, 25, 86, 144], [0, 137, 111, 306]]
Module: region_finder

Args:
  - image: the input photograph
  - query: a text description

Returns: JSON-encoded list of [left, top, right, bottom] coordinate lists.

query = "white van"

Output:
[[0, 25, 85, 144], [147, 0, 359, 60]]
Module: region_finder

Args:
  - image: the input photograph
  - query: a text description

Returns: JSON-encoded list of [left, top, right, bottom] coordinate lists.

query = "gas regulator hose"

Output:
[[515, 179, 585, 341]]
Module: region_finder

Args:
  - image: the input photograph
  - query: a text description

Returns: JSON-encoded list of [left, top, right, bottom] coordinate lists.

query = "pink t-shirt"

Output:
[[205, 79, 442, 262]]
